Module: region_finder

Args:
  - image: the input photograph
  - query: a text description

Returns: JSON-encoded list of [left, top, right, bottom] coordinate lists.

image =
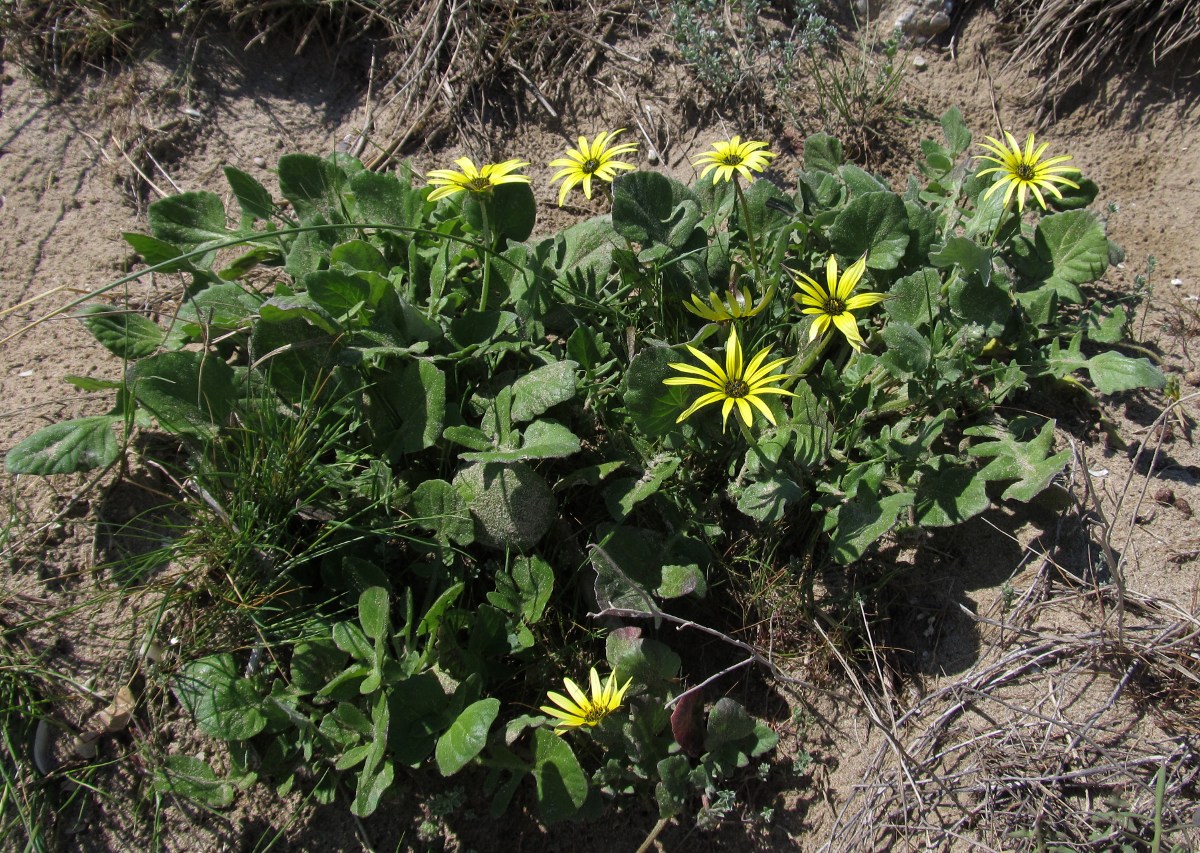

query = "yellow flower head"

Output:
[[549, 129, 638, 206], [426, 156, 531, 202], [664, 326, 795, 431], [975, 131, 1080, 212], [792, 254, 886, 353], [693, 135, 775, 184], [683, 284, 777, 323], [540, 667, 632, 736]]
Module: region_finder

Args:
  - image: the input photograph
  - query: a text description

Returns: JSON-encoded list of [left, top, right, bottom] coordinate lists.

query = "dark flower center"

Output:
[[724, 378, 750, 399], [583, 705, 607, 725], [466, 176, 492, 192], [581, 158, 600, 173], [823, 298, 847, 316], [1013, 161, 1037, 181], [720, 153, 744, 166]]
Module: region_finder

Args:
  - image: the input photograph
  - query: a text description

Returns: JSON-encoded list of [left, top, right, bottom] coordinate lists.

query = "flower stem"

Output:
[[733, 178, 765, 290], [479, 201, 495, 311]]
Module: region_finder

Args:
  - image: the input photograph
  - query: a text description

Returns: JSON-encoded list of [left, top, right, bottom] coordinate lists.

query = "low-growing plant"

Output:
[[5, 106, 1165, 832], [667, 0, 835, 99]]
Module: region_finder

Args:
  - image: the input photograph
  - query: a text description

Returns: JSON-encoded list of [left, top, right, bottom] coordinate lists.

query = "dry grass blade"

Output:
[[823, 578, 1200, 851], [997, 0, 1200, 102]]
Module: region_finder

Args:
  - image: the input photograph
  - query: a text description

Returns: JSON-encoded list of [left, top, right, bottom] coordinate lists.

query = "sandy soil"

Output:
[[2, 3, 1198, 850]]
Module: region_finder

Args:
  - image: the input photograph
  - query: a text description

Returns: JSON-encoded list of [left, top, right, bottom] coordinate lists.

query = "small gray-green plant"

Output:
[[668, 0, 835, 98]]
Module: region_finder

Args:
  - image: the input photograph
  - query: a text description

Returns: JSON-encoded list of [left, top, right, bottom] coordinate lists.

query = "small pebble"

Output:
[[1154, 487, 1175, 505], [1135, 508, 1157, 524], [1171, 277, 1184, 286], [253, 156, 266, 168], [1186, 371, 1200, 387], [1175, 498, 1194, 518], [913, 55, 928, 70]]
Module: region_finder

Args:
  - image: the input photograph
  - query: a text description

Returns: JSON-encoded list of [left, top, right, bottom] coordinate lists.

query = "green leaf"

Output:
[[452, 462, 557, 550], [968, 421, 1071, 502], [1085, 350, 1166, 395], [250, 314, 339, 402], [612, 171, 701, 251], [289, 639, 346, 695], [510, 361, 578, 423], [655, 754, 691, 819], [332, 621, 374, 661], [940, 106, 972, 155], [930, 237, 993, 287], [350, 168, 425, 228], [885, 268, 940, 329], [257, 294, 339, 334], [733, 474, 804, 523], [223, 166, 275, 223], [705, 697, 756, 752], [1049, 176, 1099, 211], [1012, 210, 1108, 302], [603, 455, 681, 520], [532, 729, 589, 824], [411, 479, 474, 546], [5, 416, 121, 475], [949, 274, 1011, 337], [826, 491, 914, 565], [123, 232, 195, 272], [388, 671, 449, 765], [389, 359, 446, 455], [490, 182, 537, 243], [435, 698, 500, 776], [460, 419, 581, 463], [148, 191, 231, 251], [840, 164, 889, 196], [178, 283, 263, 332], [352, 760, 394, 818], [828, 191, 910, 270], [606, 628, 680, 688], [914, 457, 991, 527], [879, 322, 932, 377], [623, 345, 690, 438], [358, 587, 390, 641], [417, 583, 463, 638], [126, 351, 235, 438], [277, 154, 347, 222], [76, 304, 164, 359], [488, 555, 555, 623], [804, 133, 844, 173], [173, 654, 267, 741], [304, 269, 373, 319], [153, 755, 235, 808]]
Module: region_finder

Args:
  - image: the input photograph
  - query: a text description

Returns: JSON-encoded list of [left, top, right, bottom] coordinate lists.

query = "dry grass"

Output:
[[814, 420, 1200, 851], [998, 0, 1200, 101], [0, 0, 634, 167]]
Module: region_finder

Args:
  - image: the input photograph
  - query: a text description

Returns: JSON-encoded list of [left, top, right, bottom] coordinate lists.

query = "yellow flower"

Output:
[[693, 135, 775, 184], [426, 156, 530, 202], [792, 254, 887, 353], [975, 131, 1080, 212], [683, 284, 777, 322], [549, 129, 638, 206], [540, 667, 632, 736], [664, 326, 795, 431]]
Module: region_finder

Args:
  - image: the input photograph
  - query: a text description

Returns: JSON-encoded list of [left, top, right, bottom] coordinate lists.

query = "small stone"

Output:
[[1154, 487, 1175, 505], [253, 156, 266, 168], [913, 55, 928, 70], [1185, 370, 1200, 387], [1175, 498, 1194, 518], [1135, 508, 1157, 524]]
